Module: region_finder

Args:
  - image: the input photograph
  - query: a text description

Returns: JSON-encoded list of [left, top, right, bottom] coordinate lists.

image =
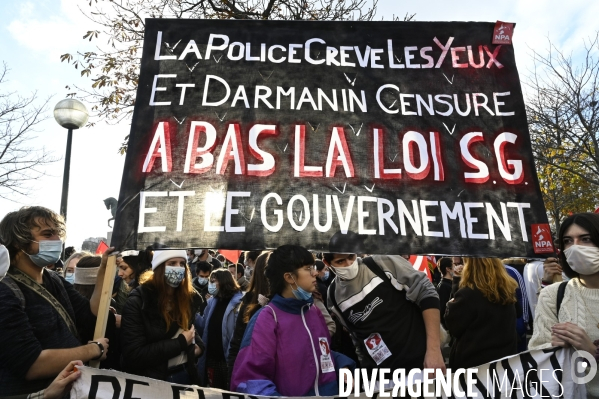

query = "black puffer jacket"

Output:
[[121, 284, 205, 382]]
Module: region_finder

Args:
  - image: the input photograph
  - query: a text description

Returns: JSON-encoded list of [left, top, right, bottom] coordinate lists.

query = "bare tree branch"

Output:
[[0, 62, 59, 200], [61, 0, 386, 150], [526, 32, 599, 190]]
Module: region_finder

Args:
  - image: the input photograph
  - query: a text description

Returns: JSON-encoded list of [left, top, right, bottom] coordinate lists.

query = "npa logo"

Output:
[[532, 223, 554, 254], [492, 21, 514, 45]]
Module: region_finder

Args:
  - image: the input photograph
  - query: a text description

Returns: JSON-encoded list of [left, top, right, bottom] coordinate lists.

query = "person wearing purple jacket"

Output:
[[230, 245, 355, 396]]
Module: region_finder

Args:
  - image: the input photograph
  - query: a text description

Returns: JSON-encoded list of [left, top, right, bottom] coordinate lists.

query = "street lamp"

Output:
[[53, 99, 89, 222]]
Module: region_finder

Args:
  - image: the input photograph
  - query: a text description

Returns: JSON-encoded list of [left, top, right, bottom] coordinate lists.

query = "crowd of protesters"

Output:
[[0, 206, 598, 398]]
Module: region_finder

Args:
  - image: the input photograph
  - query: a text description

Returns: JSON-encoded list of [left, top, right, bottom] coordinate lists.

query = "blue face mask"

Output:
[[323, 270, 330, 281], [64, 272, 75, 284], [197, 277, 209, 286], [23, 239, 63, 268], [208, 282, 218, 295], [291, 276, 312, 301]]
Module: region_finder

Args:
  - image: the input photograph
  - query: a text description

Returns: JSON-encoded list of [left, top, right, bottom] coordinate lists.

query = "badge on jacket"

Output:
[[319, 338, 335, 373], [364, 333, 392, 365]]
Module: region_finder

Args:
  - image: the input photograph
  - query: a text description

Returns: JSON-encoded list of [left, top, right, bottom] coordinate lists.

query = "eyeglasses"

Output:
[[303, 265, 318, 274]]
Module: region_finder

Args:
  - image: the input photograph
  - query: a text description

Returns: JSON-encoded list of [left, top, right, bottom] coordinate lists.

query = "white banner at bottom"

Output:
[[71, 347, 589, 399]]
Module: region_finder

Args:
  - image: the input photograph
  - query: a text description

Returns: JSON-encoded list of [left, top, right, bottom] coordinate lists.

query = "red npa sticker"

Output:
[[492, 21, 515, 45], [532, 224, 554, 254]]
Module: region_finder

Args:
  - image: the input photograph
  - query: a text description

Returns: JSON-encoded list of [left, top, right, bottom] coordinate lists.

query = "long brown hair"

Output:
[[139, 262, 194, 331], [244, 251, 270, 323], [460, 257, 517, 305], [210, 269, 240, 299]]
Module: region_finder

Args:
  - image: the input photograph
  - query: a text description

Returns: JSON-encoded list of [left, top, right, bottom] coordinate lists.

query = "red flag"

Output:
[[219, 249, 242, 264], [408, 255, 433, 281], [594, 206, 599, 214], [96, 240, 109, 255]]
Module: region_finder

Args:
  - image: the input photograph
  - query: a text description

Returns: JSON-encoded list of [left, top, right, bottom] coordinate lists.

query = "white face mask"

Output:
[[564, 245, 599, 275], [331, 259, 359, 280]]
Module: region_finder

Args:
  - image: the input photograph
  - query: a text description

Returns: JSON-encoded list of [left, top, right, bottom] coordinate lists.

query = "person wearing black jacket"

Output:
[[445, 257, 519, 369], [192, 260, 212, 315], [0, 207, 113, 396], [315, 259, 333, 304], [226, 251, 270, 384], [121, 250, 205, 384], [112, 249, 152, 314], [436, 257, 454, 328]]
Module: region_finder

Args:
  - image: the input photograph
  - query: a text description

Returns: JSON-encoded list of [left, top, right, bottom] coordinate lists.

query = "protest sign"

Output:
[[111, 19, 552, 257], [71, 347, 586, 398]]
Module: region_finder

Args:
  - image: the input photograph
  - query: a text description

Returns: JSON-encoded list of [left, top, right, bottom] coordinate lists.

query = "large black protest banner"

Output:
[[111, 19, 554, 257]]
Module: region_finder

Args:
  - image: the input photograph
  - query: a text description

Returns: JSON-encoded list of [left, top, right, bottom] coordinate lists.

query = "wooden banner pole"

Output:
[[90, 254, 117, 368]]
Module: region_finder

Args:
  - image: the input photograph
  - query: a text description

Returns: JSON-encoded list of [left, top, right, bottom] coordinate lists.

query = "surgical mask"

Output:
[[244, 266, 252, 279], [290, 276, 312, 301], [564, 245, 599, 275], [197, 277, 209, 286], [64, 272, 75, 284], [331, 259, 359, 280], [0, 245, 9, 281], [23, 239, 63, 268], [208, 282, 218, 296], [164, 266, 185, 288], [322, 270, 330, 281]]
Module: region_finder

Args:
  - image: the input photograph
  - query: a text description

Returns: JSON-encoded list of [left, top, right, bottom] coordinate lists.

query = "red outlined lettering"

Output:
[[430, 131, 444, 181], [326, 126, 354, 177], [294, 124, 323, 177], [373, 127, 401, 179], [403, 131, 430, 180], [216, 123, 246, 175], [248, 124, 278, 177], [460, 132, 489, 183], [451, 47, 468, 68], [484, 45, 504, 68], [467, 45, 485, 68], [495, 132, 524, 184], [142, 121, 172, 173], [184, 121, 217, 174]]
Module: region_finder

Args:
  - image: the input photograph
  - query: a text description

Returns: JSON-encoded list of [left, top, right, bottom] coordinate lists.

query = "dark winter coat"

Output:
[[436, 278, 452, 328], [445, 286, 518, 369], [121, 284, 205, 382]]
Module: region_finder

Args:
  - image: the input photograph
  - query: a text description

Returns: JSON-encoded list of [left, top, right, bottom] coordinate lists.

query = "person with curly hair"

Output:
[[0, 207, 113, 396]]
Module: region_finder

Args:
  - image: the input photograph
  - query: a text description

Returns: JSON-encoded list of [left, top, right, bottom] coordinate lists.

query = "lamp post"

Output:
[[53, 99, 89, 222]]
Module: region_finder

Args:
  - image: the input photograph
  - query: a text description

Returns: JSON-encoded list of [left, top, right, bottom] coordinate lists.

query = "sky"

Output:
[[0, 0, 598, 249]]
